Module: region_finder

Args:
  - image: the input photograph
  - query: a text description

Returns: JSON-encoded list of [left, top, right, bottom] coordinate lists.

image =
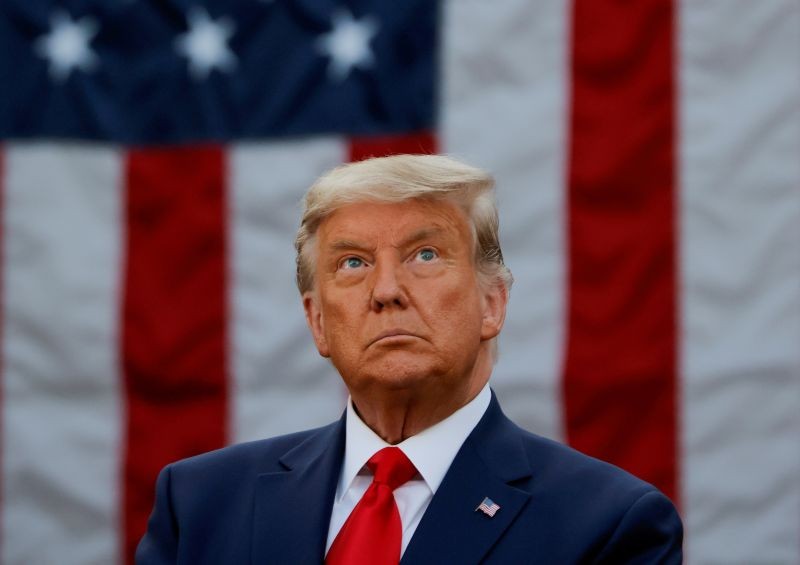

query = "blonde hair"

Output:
[[295, 154, 512, 295]]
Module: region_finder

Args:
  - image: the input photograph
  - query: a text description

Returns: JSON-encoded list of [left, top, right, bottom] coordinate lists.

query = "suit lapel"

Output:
[[252, 416, 345, 564], [401, 393, 533, 565]]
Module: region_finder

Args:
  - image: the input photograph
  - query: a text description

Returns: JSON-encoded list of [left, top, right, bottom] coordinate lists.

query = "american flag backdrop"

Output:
[[1, 0, 798, 563]]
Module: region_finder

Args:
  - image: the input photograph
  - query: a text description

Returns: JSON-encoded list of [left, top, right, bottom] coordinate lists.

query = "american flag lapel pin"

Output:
[[475, 496, 500, 517]]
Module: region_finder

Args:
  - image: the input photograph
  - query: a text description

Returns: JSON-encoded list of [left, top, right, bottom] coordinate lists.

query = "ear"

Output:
[[303, 291, 330, 357], [480, 282, 508, 341]]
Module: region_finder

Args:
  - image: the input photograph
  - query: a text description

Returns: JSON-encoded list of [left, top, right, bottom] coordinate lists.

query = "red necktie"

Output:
[[326, 447, 417, 565]]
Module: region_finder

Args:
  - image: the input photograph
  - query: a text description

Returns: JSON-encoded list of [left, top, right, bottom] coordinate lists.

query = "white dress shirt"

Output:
[[324, 383, 491, 557]]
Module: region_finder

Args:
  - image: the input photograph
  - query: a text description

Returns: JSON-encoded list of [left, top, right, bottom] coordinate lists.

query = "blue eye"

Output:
[[343, 257, 364, 269], [417, 249, 437, 262]]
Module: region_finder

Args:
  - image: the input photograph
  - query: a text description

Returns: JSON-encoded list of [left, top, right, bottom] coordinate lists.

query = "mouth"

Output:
[[369, 329, 421, 346]]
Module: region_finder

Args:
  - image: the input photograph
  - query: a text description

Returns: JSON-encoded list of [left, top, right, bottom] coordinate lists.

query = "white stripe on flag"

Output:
[[1, 143, 124, 564], [229, 140, 347, 443], [678, 0, 800, 561], [441, 0, 569, 441]]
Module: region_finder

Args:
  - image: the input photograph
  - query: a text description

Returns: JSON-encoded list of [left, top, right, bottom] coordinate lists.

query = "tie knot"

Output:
[[367, 447, 417, 490]]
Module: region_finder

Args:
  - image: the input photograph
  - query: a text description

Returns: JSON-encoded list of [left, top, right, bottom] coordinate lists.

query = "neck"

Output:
[[349, 350, 492, 444]]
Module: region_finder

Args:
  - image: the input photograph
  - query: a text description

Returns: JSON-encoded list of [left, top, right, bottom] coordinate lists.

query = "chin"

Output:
[[371, 372, 429, 391], [346, 354, 443, 393]]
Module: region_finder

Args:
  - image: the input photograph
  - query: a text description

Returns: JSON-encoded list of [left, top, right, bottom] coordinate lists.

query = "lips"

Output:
[[369, 329, 420, 346]]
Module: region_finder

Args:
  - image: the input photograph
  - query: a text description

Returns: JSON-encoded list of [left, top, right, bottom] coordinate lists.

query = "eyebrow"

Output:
[[400, 227, 447, 248], [326, 227, 448, 253], [327, 239, 371, 253]]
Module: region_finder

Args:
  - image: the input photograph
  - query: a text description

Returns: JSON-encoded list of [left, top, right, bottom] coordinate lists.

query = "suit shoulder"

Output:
[[507, 422, 681, 536], [168, 421, 339, 479], [514, 424, 661, 500], [472, 415, 682, 563]]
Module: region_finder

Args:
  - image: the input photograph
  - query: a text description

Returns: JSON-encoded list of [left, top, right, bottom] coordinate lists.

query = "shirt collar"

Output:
[[337, 382, 491, 499]]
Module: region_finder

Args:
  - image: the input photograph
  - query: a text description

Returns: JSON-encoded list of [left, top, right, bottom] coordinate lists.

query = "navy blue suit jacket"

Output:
[[137, 393, 682, 564]]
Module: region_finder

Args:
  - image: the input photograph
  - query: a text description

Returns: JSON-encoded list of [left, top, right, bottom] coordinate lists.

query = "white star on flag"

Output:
[[316, 8, 380, 82], [175, 8, 237, 81], [35, 11, 99, 82]]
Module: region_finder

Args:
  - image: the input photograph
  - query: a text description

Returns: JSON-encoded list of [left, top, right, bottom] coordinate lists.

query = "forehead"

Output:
[[317, 199, 472, 247]]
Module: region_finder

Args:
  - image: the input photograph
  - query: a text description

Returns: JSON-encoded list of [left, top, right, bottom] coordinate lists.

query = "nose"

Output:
[[370, 258, 409, 312]]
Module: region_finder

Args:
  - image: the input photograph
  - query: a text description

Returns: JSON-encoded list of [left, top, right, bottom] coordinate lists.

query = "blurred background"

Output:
[[1, 0, 798, 563]]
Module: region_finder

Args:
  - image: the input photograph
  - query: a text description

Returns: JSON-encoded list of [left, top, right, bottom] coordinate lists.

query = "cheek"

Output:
[[320, 292, 365, 341], [428, 282, 484, 334]]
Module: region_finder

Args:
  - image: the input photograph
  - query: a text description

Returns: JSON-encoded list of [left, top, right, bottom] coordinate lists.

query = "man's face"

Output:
[[302, 198, 507, 402]]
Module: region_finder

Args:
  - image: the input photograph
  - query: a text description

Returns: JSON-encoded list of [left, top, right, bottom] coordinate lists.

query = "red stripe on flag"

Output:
[[564, 0, 678, 501], [122, 146, 229, 562], [348, 130, 438, 161]]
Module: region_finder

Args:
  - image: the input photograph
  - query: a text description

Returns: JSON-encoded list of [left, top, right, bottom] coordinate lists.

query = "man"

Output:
[[137, 154, 683, 564]]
